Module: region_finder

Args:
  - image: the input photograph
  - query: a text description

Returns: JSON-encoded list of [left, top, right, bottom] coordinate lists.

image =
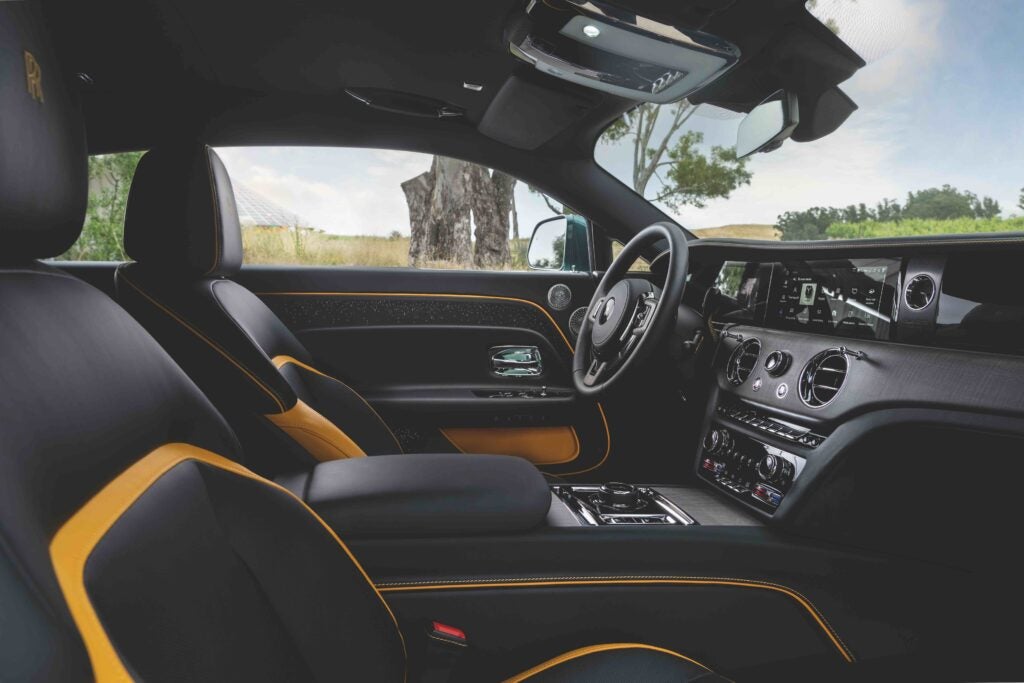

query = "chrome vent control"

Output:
[[798, 348, 851, 408], [726, 338, 761, 386]]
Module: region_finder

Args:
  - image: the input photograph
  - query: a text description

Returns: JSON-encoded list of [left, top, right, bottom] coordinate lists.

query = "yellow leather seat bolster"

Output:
[[266, 399, 366, 460]]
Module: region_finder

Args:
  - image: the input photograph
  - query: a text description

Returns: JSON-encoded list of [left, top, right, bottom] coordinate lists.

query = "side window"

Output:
[[215, 147, 582, 271], [55, 152, 143, 261]]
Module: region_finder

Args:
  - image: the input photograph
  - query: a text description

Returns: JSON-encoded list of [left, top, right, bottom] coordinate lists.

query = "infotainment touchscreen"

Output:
[[765, 259, 899, 339]]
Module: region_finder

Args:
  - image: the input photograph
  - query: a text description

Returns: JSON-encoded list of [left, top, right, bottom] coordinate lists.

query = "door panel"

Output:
[[235, 266, 614, 477]]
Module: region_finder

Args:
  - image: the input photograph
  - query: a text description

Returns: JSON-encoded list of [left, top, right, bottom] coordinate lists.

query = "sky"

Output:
[[217, 0, 1024, 237]]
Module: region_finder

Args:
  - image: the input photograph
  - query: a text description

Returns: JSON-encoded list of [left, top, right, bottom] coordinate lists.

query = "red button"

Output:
[[432, 622, 466, 641]]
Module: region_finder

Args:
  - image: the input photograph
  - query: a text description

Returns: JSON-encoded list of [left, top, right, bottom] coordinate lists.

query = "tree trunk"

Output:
[[471, 168, 514, 269], [429, 157, 472, 266], [401, 166, 435, 267]]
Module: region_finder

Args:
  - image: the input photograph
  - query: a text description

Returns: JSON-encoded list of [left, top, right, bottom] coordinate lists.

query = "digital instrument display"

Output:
[[767, 260, 898, 339], [712, 258, 900, 340]]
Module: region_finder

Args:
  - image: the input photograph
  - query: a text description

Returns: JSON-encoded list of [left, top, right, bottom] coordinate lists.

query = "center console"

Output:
[[697, 404, 810, 513], [552, 483, 696, 525]]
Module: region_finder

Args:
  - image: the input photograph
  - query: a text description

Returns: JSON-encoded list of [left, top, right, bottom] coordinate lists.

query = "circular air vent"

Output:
[[799, 349, 849, 408], [905, 274, 936, 310], [568, 306, 587, 338], [726, 338, 761, 386], [547, 284, 572, 311]]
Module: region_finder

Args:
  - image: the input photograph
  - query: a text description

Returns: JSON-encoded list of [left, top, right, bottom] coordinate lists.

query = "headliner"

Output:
[[38, 0, 863, 239]]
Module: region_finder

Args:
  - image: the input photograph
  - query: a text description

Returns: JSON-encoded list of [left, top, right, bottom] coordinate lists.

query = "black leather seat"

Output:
[[115, 144, 405, 474], [0, 6, 725, 681]]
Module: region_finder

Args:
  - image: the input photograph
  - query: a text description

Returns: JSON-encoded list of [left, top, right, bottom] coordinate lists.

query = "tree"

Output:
[[60, 152, 143, 260], [903, 185, 1000, 220], [1017, 187, 1023, 212], [468, 166, 516, 268], [402, 157, 472, 267], [602, 102, 752, 210], [777, 207, 844, 241], [402, 158, 517, 268]]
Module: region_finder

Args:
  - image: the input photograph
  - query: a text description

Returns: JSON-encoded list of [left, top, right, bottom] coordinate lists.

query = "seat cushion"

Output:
[[504, 644, 728, 682]]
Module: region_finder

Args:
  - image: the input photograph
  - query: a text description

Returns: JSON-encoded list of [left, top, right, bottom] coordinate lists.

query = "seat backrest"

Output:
[[0, 7, 404, 680], [117, 145, 402, 472]]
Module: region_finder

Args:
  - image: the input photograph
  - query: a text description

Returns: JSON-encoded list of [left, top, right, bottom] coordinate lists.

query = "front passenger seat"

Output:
[[116, 145, 404, 474]]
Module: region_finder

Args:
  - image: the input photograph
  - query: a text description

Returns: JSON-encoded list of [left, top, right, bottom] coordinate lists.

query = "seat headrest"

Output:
[[0, 2, 88, 260], [124, 145, 243, 277]]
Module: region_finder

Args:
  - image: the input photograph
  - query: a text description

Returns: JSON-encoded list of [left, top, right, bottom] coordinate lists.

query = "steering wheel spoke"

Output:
[[582, 358, 609, 387]]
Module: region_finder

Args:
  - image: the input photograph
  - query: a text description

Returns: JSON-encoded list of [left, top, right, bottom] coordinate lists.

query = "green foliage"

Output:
[[659, 131, 752, 210], [903, 184, 1000, 220], [1018, 187, 1023, 212], [602, 102, 751, 210], [59, 152, 143, 261], [826, 217, 1024, 240], [776, 207, 844, 241], [776, 186, 1006, 241]]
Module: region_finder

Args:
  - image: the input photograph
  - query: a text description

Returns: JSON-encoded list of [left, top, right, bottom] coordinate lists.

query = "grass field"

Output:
[[242, 227, 530, 269], [690, 224, 780, 240]]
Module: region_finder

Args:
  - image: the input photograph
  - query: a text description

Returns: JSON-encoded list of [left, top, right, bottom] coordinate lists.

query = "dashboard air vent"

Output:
[[725, 338, 761, 385], [904, 274, 936, 310], [799, 349, 849, 408]]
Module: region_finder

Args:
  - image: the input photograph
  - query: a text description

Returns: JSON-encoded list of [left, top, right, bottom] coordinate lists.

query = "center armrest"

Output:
[[278, 453, 552, 537]]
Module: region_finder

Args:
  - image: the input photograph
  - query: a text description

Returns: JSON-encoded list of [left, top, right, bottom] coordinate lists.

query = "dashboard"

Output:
[[683, 243, 1024, 521], [706, 252, 1024, 354]]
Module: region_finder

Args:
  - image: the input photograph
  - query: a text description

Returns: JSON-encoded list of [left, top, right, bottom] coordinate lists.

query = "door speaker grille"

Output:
[[547, 284, 572, 311], [568, 307, 587, 338]]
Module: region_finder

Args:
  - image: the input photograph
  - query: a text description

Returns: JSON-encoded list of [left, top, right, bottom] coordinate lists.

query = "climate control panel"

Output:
[[698, 425, 806, 512]]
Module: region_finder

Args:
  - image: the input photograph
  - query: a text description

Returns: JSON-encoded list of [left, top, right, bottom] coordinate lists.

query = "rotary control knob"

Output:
[[704, 428, 733, 455], [599, 482, 641, 509], [756, 452, 795, 489], [764, 350, 791, 377]]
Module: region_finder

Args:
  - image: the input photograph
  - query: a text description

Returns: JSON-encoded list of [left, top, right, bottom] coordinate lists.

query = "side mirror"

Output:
[[528, 215, 590, 272], [736, 90, 800, 159]]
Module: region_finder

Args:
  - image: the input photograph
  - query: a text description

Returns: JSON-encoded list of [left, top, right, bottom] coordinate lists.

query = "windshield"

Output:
[[595, 0, 1023, 241]]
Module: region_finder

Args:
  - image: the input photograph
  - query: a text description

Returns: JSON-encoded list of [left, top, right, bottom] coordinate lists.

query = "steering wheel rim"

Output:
[[573, 222, 689, 397]]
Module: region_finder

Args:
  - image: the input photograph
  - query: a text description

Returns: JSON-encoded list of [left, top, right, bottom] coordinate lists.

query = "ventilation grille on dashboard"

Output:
[[725, 338, 761, 385], [799, 349, 849, 407]]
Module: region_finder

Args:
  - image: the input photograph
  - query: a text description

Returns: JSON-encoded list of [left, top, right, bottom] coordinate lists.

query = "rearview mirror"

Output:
[[736, 90, 800, 159]]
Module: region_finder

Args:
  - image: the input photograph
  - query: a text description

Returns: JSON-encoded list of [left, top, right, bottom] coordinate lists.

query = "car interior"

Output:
[[2, 0, 1023, 681]]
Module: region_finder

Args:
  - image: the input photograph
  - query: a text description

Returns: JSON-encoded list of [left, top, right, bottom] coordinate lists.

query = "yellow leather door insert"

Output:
[[266, 399, 366, 460], [441, 425, 580, 465]]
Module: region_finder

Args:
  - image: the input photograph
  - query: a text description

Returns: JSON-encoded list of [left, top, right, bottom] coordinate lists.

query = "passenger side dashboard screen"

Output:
[[714, 258, 900, 340]]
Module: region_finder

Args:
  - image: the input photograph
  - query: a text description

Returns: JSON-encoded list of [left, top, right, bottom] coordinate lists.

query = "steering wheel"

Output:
[[573, 222, 689, 397]]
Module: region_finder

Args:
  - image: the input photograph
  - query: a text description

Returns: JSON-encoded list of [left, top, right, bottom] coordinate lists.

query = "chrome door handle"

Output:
[[490, 346, 543, 377]]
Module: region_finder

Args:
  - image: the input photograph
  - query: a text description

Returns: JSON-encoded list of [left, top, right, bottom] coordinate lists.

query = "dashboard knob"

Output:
[[704, 428, 732, 454], [764, 350, 791, 377], [756, 452, 794, 488]]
